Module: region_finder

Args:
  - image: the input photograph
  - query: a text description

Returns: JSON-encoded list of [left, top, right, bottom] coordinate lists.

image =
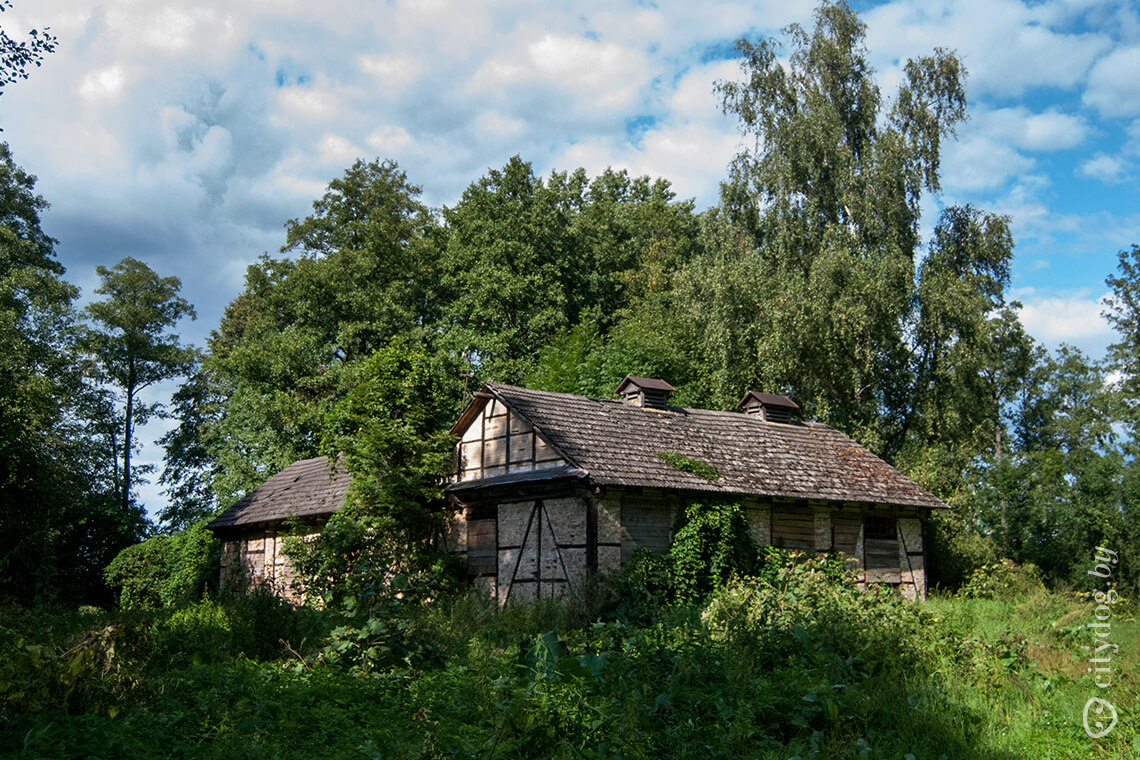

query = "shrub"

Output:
[[958, 559, 1045, 600], [103, 521, 220, 611], [600, 547, 677, 622], [701, 556, 931, 670]]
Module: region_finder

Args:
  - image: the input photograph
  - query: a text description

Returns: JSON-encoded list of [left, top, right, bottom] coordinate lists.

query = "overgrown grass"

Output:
[[2, 562, 1137, 759]]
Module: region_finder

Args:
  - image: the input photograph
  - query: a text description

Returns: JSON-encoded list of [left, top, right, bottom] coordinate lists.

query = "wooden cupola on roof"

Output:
[[615, 375, 676, 409], [737, 391, 799, 424]]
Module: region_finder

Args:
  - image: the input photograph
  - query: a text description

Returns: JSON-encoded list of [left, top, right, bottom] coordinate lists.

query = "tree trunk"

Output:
[[123, 360, 134, 512]]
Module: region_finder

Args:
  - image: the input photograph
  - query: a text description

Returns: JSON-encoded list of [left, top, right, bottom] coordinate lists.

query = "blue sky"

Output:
[[2, 0, 1138, 512]]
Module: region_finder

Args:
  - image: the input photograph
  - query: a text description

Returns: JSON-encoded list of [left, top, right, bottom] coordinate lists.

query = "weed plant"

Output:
[[2, 553, 1137, 759]]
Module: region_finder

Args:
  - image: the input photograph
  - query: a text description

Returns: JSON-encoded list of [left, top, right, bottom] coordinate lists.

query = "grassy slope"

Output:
[[2, 582, 1136, 759]]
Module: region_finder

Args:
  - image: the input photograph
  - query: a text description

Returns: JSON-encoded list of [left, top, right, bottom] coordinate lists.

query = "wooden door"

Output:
[[498, 499, 586, 603]]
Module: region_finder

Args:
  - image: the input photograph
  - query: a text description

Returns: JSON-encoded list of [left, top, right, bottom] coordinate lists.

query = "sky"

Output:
[[2, 0, 1139, 514]]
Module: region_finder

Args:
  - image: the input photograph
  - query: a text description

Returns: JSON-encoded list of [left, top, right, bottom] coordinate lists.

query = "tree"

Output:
[[700, 0, 1022, 467], [285, 335, 462, 607], [83, 257, 196, 512], [1104, 244, 1140, 429], [197, 159, 442, 505], [439, 156, 580, 384], [157, 369, 222, 531], [441, 159, 701, 386], [0, 1, 57, 96], [0, 143, 141, 603], [280, 158, 440, 359]]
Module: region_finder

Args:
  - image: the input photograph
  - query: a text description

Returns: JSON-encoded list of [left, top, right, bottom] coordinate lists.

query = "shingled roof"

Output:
[[452, 383, 944, 510], [207, 456, 352, 530]]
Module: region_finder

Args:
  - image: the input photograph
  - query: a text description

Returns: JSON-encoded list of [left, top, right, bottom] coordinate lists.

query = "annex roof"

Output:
[[451, 383, 945, 510], [206, 456, 351, 531]]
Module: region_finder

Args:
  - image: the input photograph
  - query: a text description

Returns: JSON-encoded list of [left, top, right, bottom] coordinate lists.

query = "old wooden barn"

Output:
[[206, 456, 351, 601], [207, 376, 945, 601], [448, 377, 944, 603]]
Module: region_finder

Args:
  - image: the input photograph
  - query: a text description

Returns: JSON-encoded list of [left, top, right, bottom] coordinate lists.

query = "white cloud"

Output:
[[471, 32, 651, 112], [941, 135, 1035, 193], [275, 86, 340, 121], [863, 0, 1110, 97], [1079, 153, 1129, 184], [980, 108, 1088, 154], [358, 54, 420, 90], [366, 125, 414, 153], [318, 134, 362, 165], [140, 8, 203, 52], [472, 110, 526, 140], [79, 65, 127, 101], [1014, 288, 1113, 352], [1084, 46, 1140, 118]]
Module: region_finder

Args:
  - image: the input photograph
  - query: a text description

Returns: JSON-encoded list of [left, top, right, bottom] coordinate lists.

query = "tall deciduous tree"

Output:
[[200, 158, 440, 504], [1105, 244, 1140, 433], [0, 143, 140, 603], [83, 257, 196, 512], [157, 369, 222, 531], [439, 156, 580, 384], [703, 0, 1019, 468]]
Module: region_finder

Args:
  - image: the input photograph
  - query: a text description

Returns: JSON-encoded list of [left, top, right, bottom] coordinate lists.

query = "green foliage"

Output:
[[441, 158, 700, 385], [696, 1, 1024, 463], [320, 335, 459, 540], [199, 158, 441, 505], [670, 500, 756, 601], [15, 566, 1135, 759], [279, 336, 466, 673], [81, 256, 197, 513], [0, 142, 137, 605], [156, 370, 221, 530], [599, 547, 678, 621], [656, 451, 722, 481], [958, 559, 1045, 601], [103, 521, 220, 610]]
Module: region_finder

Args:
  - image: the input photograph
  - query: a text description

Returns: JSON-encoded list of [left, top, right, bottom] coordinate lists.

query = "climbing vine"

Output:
[[670, 500, 755, 601]]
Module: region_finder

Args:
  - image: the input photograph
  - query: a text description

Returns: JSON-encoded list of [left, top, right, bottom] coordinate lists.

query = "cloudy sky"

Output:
[[3, 0, 1139, 511]]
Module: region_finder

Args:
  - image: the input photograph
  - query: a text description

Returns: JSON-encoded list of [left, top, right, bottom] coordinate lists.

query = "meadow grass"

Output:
[[2, 575, 1136, 759]]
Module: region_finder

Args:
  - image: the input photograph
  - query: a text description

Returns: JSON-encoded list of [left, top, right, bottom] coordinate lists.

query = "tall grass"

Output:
[[2, 561, 1136, 759]]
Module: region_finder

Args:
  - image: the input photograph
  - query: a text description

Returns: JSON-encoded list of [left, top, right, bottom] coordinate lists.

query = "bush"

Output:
[[103, 521, 220, 611], [958, 559, 1045, 600], [701, 555, 930, 669]]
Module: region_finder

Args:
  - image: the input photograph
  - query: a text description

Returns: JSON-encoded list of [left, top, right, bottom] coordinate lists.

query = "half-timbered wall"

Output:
[[456, 488, 927, 602], [218, 524, 322, 602], [455, 398, 566, 482]]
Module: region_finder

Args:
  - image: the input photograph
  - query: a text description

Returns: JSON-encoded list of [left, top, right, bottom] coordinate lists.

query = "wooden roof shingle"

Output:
[[207, 456, 351, 530], [453, 383, 944, 510]]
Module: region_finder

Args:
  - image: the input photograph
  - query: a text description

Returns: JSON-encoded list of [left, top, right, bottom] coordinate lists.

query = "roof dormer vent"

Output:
[[737, 391, 799, 423], [615, 376, 675, 410]]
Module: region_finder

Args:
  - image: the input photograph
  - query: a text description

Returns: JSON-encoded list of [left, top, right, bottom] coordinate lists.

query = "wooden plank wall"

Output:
[[456, 490, 928, 603], [620, 494, 675, 562], [455, 399, 566, 482], [771, 507, 815, 551], [832, 511, 862, 569]]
